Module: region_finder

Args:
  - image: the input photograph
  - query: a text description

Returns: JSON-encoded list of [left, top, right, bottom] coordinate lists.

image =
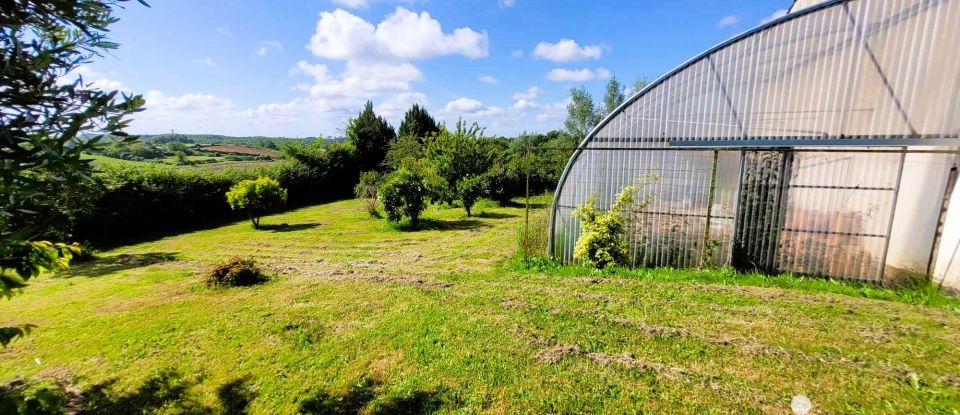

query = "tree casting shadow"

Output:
[[396, 218, 490, 232], [257, 222, 320, 233], [62, 252, 180, 278], [298, 377, 444, 415], [0, 369, 256, 415], [505, 200, 548, 209], [474, 211, 518, 219]]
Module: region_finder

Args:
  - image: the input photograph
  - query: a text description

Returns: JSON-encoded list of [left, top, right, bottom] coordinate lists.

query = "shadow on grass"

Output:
[[505, 200, 547, 209], [257, 222, 319, 232], [298, 377, 444, 415], [0, 369, 255, 415], [62, 252, 180, 278], [394, 218, 491, 232], [474, 211, 519, 219]]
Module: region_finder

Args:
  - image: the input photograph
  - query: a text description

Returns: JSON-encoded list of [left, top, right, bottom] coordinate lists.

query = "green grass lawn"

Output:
[[2, 198, 959, 414]]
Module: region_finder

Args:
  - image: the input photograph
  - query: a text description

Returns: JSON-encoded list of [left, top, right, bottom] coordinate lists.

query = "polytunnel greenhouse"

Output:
[[548, 0, 960, 289]]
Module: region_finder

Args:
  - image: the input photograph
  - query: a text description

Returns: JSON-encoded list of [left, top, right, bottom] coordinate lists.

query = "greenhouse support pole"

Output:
[[878, 148, 907, 282], [700, 150, 720, 268]]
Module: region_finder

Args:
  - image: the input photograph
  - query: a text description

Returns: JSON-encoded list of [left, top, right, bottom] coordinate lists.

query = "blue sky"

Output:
[[80, 0, 792, 137]]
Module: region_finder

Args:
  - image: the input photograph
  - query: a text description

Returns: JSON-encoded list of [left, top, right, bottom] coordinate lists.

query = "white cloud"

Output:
[[545, 67, 610, 82], [333, 0, 369, 9], [63, 65, 130, 93], [512, 86, 539, 101], [479, 74, 499, 84], [193, 57, 218, 67], [500, 0, 516, 7], [376, 92, 428, 118], [532, 39, 603, 62], [292, 60, 423, 99], [309, 7, 489, 62], [444, 97, 484, 113], [256, 40, 283, 56], [511, 50, 524, 58], [760, 9, 788, 24], [216, 27, 230, 35], [716, 14, 740, 29]]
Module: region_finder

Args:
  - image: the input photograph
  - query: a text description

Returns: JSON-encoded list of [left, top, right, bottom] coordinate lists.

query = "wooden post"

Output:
[[524, 146, 531, 262]]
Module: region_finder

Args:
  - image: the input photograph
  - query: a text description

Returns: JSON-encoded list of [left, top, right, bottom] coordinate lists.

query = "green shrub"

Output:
[[379, 161, 438, 229], [573, 176, 657, 269], [456, 175, 486, 217], [206, 257, 269, 287], [354, 171, 382, 218], [226, 177, 288, 229]]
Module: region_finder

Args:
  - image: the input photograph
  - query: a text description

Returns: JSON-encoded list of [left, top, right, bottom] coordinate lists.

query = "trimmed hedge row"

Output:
[[73, 157, 357, 246]]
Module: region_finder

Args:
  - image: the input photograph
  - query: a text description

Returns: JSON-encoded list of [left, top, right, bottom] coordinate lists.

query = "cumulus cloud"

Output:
[[545, 67, 610, 82], [309, 7, 489, 61], [512, 86, 539, 101], [760, 9, 788, 24], [532, 39, 603, 62], [256, 40, 283, 56], [292, 60, 423, 98], [478, 74, 499, 84], [445, 97, 484, 113], [193, 57, 218, 67], [716, 14, 740, 29], [500, 0, 516, 7], [63, 65, 130, 93]]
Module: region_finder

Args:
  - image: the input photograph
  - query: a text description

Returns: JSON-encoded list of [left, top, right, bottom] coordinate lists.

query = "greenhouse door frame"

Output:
[[731, 149, 793, 273]]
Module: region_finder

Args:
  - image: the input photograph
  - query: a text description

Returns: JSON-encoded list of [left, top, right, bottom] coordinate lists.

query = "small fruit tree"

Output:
[[226, 177, 288, 229], [379, 160, 439, 229]]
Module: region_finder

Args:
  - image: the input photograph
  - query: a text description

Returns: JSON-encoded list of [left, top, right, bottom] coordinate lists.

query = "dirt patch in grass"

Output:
[[585, 352, 686, 378], [535, 344, 580, 364]]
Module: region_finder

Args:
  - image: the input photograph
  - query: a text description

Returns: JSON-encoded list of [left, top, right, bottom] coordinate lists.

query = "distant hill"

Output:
[[139, 134, 331, 148]]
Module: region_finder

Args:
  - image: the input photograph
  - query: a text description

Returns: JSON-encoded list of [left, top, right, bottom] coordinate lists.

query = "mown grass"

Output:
[[1, 197, 959, 414]]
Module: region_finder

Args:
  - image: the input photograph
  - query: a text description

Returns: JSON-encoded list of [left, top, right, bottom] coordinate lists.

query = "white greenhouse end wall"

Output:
[[934, 163, 960, 294]]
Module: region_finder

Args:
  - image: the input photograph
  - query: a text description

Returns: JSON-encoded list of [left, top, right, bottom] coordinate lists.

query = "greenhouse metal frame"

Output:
[[548, 0, 960, 288]]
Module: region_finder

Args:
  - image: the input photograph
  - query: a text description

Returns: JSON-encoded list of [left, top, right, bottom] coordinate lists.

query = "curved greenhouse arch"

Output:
[[548, 0, 960, 282]]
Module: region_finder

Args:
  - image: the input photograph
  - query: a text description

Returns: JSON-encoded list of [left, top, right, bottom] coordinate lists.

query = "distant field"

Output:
[[84, 153, 280, 171], [2, 197, 958, 414], [199, 144, 279, 157]]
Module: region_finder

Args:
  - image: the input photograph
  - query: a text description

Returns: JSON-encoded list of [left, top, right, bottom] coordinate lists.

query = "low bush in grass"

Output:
[[206, 257, 269, 287]]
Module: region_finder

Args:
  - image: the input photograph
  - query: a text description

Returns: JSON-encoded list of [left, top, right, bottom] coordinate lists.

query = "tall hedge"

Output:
[[71, 144, 358, 245]]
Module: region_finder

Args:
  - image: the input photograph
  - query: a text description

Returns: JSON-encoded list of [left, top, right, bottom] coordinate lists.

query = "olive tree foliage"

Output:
[[573, 174, 658, 269], [379, 160, 441, 229], [397, 103, 439, 143], [226, 177, 288, 229], [0, 0, 147, 346], [346, 101, 396, 173]]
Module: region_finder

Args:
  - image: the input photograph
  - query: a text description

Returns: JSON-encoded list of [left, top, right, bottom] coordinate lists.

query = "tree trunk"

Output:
[[465, 205, 472, 217], [249, 210, 259, 229]]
